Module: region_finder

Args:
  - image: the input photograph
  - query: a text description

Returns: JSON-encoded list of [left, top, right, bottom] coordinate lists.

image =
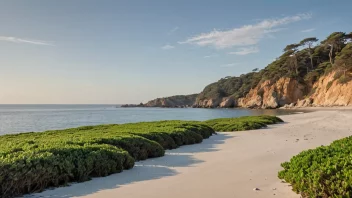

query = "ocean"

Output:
[[0, 104, 301, 135]]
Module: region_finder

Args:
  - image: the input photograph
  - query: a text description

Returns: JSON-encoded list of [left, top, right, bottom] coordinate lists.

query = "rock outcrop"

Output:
[[295, 98, 313, 108], [280, 72, 352, 108], [219, 97, 236, 108], [309, 72, 352, 106], [238, 78, 306, 109]]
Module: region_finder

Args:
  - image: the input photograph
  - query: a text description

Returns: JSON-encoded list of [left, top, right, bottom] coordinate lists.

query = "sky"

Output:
[[0, 0, 351, 104]]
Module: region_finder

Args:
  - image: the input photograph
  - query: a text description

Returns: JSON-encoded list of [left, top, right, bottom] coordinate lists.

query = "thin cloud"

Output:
[[179, 13, 311, 49], [301, 28, 315, 33], [161, 44, 175, 50], [168, 26, 179, 35], [203, 54, 218, 58], [228, 46, 259, 55], [220, 63, 239, 68], [0, 36, 54, 46]]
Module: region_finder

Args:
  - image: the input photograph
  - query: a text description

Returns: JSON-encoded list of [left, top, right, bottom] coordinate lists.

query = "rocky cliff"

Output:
[[239, 72, 352, 108], [143, 94, 198, 108], [193, 77, 308, 109], [193, 72, 352, 109], [238, 78, 307, 109], [296, 72, 352, 107], [139, 72, 352, 109], [146, 72, 352, 109]]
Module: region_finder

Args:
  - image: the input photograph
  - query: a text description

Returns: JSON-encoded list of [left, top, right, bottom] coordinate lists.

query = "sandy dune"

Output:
[[29, 110, 352, 198]]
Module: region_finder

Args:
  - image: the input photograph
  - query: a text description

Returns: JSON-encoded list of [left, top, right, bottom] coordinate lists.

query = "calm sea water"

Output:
[[0, 104, 302, 135]]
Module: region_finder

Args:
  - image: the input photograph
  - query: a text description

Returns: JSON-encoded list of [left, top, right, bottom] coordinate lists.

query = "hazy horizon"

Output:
[[1, 0, 351, 104]]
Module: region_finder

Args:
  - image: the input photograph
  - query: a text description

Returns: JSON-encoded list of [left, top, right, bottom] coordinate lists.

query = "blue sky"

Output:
[[0, 0, 351, 104]]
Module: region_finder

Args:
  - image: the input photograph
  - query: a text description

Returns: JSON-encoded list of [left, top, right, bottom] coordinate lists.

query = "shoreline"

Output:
[[0, 107, 297, 136], [121, 104, 352, 110], [294, 105, 352, 111], [28, 108, 352, 198]]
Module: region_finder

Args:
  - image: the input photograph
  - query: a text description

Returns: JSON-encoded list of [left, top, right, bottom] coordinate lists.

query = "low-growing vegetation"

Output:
[[278, 136, 352, 197], [0, 115, 282, 198], [204, 115, 283, 132]]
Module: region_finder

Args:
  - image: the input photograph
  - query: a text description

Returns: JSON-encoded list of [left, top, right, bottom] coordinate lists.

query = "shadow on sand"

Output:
[[27, 133, 233, 198]]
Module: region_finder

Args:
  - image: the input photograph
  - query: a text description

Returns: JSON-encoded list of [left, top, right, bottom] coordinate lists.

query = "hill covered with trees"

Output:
[[133, 31, 352, 108], [194, 31, 352, 108]]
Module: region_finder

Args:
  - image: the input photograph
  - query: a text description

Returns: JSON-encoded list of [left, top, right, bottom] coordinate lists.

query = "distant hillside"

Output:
[[136, 31, 352, 108], [143, 94, 198, 108], [193, 72, 261, 108]]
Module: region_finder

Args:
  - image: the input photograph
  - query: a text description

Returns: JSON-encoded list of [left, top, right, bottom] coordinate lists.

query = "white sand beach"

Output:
[[29, 110, 352, 198]]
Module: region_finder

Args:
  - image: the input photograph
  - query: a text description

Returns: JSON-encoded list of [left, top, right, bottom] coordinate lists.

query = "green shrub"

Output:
[[333, 70, 343, 80], [0, 120, 216, 198], [304, 71, 320, 84], [0, 116, 282, 197], [338, 75, 352, 84], [0, 143, 133, 198], [204, 115, 283, 132], [79, 135, 165, 160], [278, 136, 352, 197]]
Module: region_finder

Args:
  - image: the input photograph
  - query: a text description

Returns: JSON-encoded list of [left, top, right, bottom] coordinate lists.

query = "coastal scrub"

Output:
[[0, 115, 282, 198], [278, 136, 352, 197], [204, 115, 283, 132]]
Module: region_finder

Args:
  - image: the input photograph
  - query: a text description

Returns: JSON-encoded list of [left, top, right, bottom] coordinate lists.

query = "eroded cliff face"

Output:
[[307, 72, 352, 106], [140, 73, 352, 109], [238, 78, 306, 109]]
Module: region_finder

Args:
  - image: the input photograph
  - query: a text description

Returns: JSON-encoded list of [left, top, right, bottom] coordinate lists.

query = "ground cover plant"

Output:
[[0, 115, 282, 198], [278, 136, 352, 197], [204, 115, 283, 131]]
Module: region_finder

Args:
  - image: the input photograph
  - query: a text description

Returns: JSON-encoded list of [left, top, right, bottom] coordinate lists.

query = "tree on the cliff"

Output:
[[299, 37, 318, 70], [321, 32, 348, 66], [335, 43, 352, 79], [284, 44, 300, 76]]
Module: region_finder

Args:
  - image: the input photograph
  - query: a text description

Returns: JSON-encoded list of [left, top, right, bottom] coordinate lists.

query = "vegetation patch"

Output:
[[278, 136, 352, 197], [338, 75, 352, 84], [0, 116, 282, 197], [334, 70, 344, 80], [203, 115, 283, 132], [0, 121, 214, 198]]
